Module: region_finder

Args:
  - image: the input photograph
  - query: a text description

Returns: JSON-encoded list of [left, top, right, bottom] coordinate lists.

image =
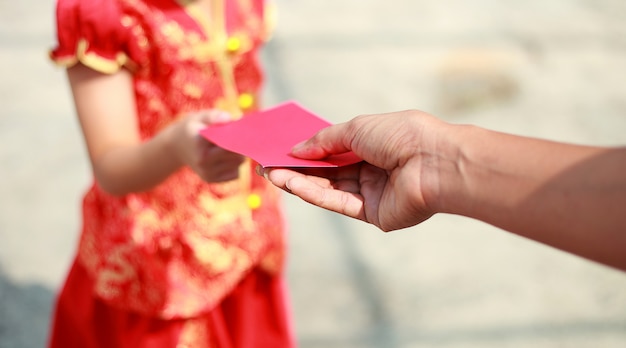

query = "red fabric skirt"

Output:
[[48, 260, 294, 348]]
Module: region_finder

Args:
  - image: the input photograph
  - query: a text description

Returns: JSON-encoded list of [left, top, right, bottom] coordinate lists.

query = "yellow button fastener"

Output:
[[247, 193, 262, 210], [226, 36, 241, 53], [238, 93, 254, 110]]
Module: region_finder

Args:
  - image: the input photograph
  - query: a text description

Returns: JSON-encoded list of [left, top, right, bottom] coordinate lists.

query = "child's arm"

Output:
[[68, 63, 244, 196]]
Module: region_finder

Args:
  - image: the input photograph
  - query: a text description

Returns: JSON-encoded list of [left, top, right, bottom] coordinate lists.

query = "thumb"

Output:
[[290, 138, 329, 160], [291, 122, 353, 159], [198, 110, 232, 125]]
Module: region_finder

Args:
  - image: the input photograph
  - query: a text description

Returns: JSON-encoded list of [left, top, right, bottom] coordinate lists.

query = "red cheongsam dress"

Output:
[[48, 0, 293, 347]]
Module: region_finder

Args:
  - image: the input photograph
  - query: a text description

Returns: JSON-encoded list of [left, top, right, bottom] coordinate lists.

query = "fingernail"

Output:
[[291, 140, 306, 153], [285, 178, 293, 193], [255, 164, 264, 177], [255, 165, 271, 181]]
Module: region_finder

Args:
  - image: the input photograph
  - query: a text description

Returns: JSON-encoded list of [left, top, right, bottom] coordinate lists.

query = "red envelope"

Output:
[[199, 101, 362, 167]]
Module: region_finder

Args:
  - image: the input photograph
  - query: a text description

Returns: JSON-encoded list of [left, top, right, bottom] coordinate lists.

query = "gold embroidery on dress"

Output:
[[121, 15, 134, 27], [148, 97, 167, 114], [76, 39, 128, 74], [161, 21, 187, 44], [190, 238, 249, 274], [183, 83, 203, 99], [96, 244, 137, 299], [177, 316, 211, 347], [260, 249, 281, 274], [198, 190, 255, 232]]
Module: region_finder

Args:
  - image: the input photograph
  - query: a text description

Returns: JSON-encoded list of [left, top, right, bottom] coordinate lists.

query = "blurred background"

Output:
[[1, 0, 626, 347]]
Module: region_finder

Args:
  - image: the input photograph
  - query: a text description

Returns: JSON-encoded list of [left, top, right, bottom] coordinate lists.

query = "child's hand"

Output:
[[172, 109, 245, 183]]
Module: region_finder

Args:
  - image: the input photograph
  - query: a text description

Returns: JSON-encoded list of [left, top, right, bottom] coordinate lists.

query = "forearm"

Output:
[[68, 65, 186, 196], [438, 124, 626, 270], [91, 124, 182, 196]]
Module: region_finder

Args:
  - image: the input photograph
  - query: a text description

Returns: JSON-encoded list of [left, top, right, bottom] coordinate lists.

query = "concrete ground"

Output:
[[1, 0, 626, 347]]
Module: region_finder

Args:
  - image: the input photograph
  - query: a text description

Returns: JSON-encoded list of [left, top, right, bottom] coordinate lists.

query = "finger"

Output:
[[263, 168, 367, 220], [259, 163, 362, 182], [291, 122, 353, 159], [358, 164, 388, 229], [210, 169, 240, 182], [332, 178, 361, 194], [183, 110, 230, 140], [264, 168, 349, 192], [196, 109, 232, 125], [219, 151, 246, 165], [199, 162, 241, 182], [292, 164, 362, 181], [263, 168, 306, 190], [286, 175, 366, 222], [201, 146, 244, 165]]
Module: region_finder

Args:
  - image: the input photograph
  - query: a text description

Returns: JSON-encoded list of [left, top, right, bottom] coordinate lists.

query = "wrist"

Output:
[[159, 120, 187, 170], [423, 122, 476, 216]]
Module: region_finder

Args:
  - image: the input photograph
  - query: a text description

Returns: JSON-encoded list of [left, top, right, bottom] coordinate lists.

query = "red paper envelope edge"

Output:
[[199, 101, 362, 168]]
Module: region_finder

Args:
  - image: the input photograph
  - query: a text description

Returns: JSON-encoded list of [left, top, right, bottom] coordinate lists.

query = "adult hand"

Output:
[[260, 110, 449, 231], [173, 110, 246, 183]]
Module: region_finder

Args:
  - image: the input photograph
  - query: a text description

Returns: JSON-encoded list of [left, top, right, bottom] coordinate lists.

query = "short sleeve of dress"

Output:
[[49, 0, 133, 74], [263, 0, 277, 40]]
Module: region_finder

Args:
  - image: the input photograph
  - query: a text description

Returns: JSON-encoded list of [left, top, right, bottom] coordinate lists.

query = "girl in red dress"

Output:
[[48, 0, 294, 347]]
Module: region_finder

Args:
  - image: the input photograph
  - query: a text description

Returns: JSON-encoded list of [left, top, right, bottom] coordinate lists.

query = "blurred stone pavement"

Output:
[[1, 0, 626, 347]]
